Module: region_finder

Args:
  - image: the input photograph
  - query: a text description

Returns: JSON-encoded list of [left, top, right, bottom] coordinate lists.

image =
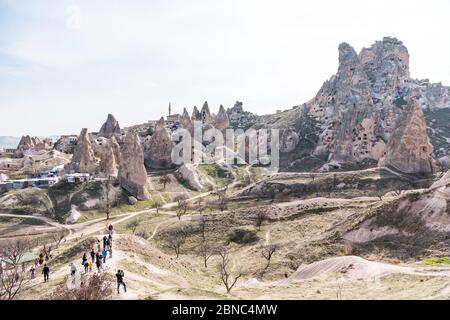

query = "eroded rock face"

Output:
[[118, 130, 150, 200], [95, 137, 119, 177], [228, 101, 258, 130], [144, 118, 174, 169], [181, 108, 192, 128], [176, 164, 203, 191], [214, 105, 230, 131], [69, 128, 98, 173], [379, 99, 435, 173], [98, 114, 121, 139], [269, 37, 449, 171], [280, 128, 300, 153], [192, 106, 202, 121], [54, 135, 78, 154], [201, 101, 213, 124], [14, 136, 52, 157]]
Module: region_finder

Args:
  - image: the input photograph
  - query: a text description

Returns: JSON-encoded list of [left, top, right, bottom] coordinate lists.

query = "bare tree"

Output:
[[51, 231, 66, 249], [174, 194, 189, 220], [167, 228, 187, 258], [260, 244, 279, 278], [374, 190, 384, 201], [159, 174, 172, 190], [198, 215, 208, 240], [127, 219, 140, 234], [217, 247, 242, 293], [102, 175, 113, 220], [151, 200, 163, 214], [0, 238, 31, 300], [254, 211, 268, 231], [47, 273, 114, 300], [197, 240, 215, 268], [214, 188, 229, 212]]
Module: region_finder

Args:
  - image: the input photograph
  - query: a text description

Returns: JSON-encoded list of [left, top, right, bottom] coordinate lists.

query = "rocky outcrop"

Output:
[[54, 135, 78, 154], [260, 37, 449, 172], [13, 136, 51, 157], [68, 128, 98, 173], [201, 101, 213, 124], [214, 105, 230, 130], [227, 101, 258, 130], [181, 108, 192, 128], [192, 106, 202, 121], [118, 130, 150, 200], [176, 164, 203, 191], [144, 118, 174, 169], [379, 99, 435, 173], [96, 137, 119, 177], [98, 114, 121, 139]]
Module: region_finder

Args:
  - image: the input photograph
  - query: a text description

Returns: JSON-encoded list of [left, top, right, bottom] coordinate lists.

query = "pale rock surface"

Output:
[[144, 118, 174, 169], [379, 99, 435, 173], [118, 130, 150, 200], [98, 114, 121, 139], [68, 128, 98, 173], [177, 164, 203, 191]]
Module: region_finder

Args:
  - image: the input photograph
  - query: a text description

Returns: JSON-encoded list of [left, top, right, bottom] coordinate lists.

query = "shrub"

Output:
[[227, 228, 259, 244]]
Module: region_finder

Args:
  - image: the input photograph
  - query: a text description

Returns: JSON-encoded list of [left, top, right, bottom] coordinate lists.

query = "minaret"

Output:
[[168, 102, 172, 116]]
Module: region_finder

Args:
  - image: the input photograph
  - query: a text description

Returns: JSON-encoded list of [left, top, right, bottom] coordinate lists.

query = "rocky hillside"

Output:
[[258, 37, 450, 173]]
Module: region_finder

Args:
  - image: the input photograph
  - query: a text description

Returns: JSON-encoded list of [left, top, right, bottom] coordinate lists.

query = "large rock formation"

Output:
[[118, 130, 150, 200], [181, 108, 192, 128], [98, 114, 121, 139], [200, 101, 213, 124], [214, 105, 230, 131], [68, 128, 98, 173], [379, 99, 435, 173], [95, 137, 119, 177], [176, 164, 204, 191], [227, 101, 258, 130], [258, 37, 449, 172], [192, 106, 202, 121], [13, 136, 51, 157], [144, 118, 174, 169]]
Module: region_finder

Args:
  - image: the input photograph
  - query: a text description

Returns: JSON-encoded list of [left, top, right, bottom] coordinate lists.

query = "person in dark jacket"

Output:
[[90, 249, 95, 262], [82, 253, 87, 265], [116, 269, 126, 294], [42, 264, 50, 282]]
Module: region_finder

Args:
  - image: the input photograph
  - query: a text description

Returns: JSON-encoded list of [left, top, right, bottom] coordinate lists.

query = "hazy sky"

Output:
[[1, 0, 449, 136]]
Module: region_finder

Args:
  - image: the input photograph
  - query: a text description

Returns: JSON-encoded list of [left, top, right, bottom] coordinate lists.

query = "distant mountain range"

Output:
[[0, 136, 60, 149]]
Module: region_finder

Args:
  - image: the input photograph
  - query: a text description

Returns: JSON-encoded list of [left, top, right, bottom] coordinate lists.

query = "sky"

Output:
[[0, 0, 449, 136]]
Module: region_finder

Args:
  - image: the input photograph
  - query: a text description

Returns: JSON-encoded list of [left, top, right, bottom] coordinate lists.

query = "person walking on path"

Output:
[[42, 264, 50, 282], [101, 248, 108, 263], [103, 236, 107, 249], [97, 240, 101, 252], [95, 254, 102, 272], [82, 253, 88, 265], [116, 269, 126, 294], [88, 260, 93, 273], [83, 260, 89, 274], [108, 224, 114, 235], [30, 266, 35, 279], [90, 249, 95, 262]]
